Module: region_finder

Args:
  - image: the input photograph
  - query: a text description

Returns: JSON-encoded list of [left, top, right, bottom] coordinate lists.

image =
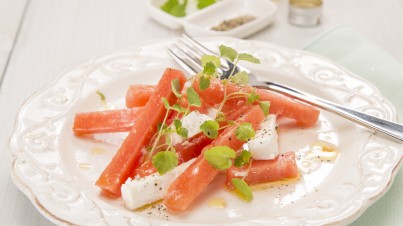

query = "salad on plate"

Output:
[[12, 37, 401, 225], [72, 45, 329, 213]]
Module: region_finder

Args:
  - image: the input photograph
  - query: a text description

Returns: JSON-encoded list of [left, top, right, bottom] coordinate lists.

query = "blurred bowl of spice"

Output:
[[146, 0, 277, 38], [183, 0, 277, 38]]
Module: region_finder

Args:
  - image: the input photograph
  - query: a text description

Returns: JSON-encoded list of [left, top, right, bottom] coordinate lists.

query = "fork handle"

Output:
[[254, 81, 403, 142]]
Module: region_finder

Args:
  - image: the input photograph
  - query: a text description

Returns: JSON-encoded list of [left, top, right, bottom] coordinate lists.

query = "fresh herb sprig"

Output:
[[204, 146, 236, 170], [234, 150, 251, 167], [152, 150, 179, 175], [200, 120, 220, 139], [149, 44, 266, 202], [232, 178, 253, 201], [198, 45, 270, 119], [197, 45, 266, 201], [150, 76, 207, 175], [149, 78, 189, 175], [149, 98, 178, 175]]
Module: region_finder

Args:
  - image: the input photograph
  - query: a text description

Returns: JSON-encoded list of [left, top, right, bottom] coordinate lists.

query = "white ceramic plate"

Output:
[[146, 0, 277, 38], [9, 37, 402, 226]]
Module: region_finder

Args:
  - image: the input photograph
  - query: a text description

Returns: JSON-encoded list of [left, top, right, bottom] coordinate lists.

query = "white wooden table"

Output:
[[1, 0, 402, 225]]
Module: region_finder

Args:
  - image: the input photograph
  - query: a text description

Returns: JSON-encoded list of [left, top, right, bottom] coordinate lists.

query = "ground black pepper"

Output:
[[212, 15, 256, 31]]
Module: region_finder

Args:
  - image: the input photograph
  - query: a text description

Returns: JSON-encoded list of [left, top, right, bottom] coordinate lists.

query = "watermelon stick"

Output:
[[226, 152, 299, 189], [73, 108, 142, 135], [95, 68, 186, 197], [125, 84, 154, 108], [194, 78, 320, 127]]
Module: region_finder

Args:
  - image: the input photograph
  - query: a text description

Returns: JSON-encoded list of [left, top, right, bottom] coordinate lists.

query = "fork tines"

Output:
[[168, 34, 222, 76]]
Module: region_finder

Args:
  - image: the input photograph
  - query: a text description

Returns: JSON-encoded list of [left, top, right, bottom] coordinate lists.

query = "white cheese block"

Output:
[[206, 107, 218, 119], [170, 111, 214, 145], [121, 159, 195, 210], [247, 114, 278, 160]]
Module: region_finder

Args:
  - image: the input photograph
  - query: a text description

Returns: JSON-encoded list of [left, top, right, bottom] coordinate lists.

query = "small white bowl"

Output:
[[146, 0, 278, 38], [184, 0, 277, 38]]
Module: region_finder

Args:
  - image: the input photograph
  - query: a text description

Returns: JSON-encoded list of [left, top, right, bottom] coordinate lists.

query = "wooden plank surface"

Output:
[[0, 0, 28, 86], [0, 0, 402, 225]]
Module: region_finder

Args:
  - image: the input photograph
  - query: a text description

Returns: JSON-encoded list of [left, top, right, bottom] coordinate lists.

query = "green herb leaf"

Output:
[[204, 146, 236, 170], [201, 55, 221, 68], [234, 150, 252, 167], [173, 119, 182, 128], [200, 120, 219, 139], [202, 61, 216, 75], [152, 151, 179, 175], [96, 90, 106, 102], [171, 103, 186, 114], [259, 101, 270, 116], [173, 119, 188, 138], [219, 45, 238, 62], [237, 53, 260, 64], [215, 112, 226, 123], [232, 178, 253, 201], [162, 97, 171, 110], [171, 78, 182, 98], [186, 87, 201, 107], [247, 89, 260, 103], [199, 75, 210, 90], [178, 127, 188, 138], [230, 71, 249, 85], [235, 122, 255, 142], [197, 0, 216, 9]]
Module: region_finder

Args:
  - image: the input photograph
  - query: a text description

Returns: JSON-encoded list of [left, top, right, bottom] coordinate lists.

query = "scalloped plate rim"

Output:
[[8, 36, 403, 226]]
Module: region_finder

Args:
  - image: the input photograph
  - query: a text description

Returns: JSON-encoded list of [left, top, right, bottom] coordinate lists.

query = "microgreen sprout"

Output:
[[149, 82, 186, 174], [173, 119, 188, 138], [234, 150, 252, 167], [200, 120, 220, 139], [247, 89, 259, 103], [235, 122, 255, 142], [149, 44, 265, 185], [186, 87, 201, 107], [149, 97, 173, 158], [259, 101, 271, 117], [198, 44, 267, 118], [152, 151, 179, 175], [204, 146, 236, 170], [231, 178, 253, 201], [230, 71, 249, 85], [215, 112, 226, 123], [171, 79, 182, 98], [198, 55, 220, 91]]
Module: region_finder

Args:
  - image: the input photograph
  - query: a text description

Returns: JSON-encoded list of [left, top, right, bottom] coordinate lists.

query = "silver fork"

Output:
[[168, 34, 403, 142]]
